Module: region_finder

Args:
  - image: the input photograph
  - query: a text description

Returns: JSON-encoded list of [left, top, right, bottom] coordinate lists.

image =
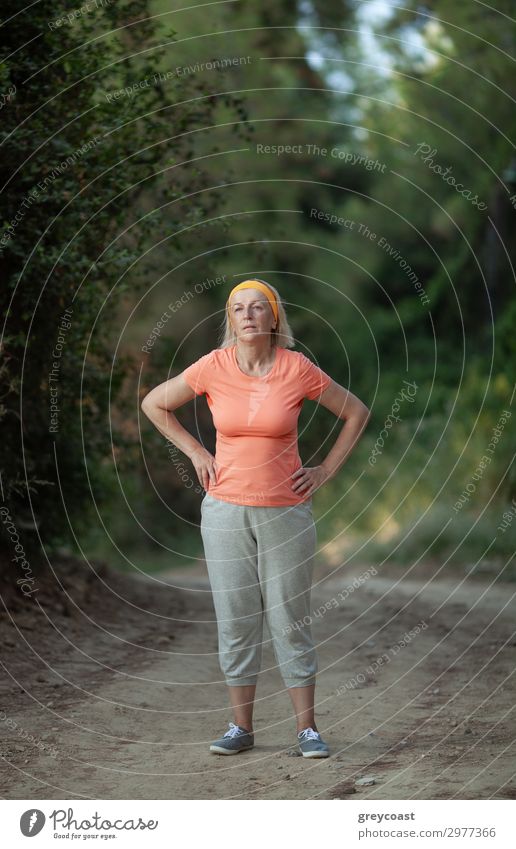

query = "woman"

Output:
[[141, 279, 370, 758]]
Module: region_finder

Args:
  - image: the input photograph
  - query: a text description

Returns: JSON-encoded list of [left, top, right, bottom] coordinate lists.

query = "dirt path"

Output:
[[1, 553, 515, 800]]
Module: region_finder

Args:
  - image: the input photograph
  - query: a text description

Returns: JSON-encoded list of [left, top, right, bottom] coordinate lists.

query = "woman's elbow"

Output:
[[355, 403, 371, 427], [140, 393, 157, 416]]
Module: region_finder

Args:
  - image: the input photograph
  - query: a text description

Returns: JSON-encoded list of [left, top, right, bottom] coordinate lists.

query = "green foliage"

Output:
[[1, 0, 513, 569], [132, 0, 515, 566], [0, 0, 245, 559]]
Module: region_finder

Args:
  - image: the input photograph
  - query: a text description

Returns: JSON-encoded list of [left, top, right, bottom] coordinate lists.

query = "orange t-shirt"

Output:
[[181, 344, 331, 506]]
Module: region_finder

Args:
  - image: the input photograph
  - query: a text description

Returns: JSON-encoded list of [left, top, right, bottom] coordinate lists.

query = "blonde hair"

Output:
[[217, 279, 296, 349]]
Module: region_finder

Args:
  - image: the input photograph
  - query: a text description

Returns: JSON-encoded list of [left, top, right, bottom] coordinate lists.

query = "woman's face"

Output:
[[228, 288, 276, 340]]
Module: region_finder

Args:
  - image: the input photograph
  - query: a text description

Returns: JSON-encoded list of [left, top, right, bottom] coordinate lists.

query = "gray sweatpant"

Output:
[[200, 493, 318, 688]]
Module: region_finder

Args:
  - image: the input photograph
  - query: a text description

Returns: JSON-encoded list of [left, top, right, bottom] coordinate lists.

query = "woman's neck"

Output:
[[234, 340, 276, 376]]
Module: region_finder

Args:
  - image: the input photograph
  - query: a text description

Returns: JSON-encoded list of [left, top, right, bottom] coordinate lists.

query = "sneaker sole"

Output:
[[209, 744, 254, 755], [300, 749, 330, 758]]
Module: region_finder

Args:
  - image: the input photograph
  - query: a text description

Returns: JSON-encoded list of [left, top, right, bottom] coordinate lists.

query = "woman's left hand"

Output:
[[291, 464, 330, 496]]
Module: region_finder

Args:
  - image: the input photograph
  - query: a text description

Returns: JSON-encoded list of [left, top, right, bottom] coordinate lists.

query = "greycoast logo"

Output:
[[20, 809, 46, 836]]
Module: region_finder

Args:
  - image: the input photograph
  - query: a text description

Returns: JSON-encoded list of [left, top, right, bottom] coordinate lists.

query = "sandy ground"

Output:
[[0, 549, 515, 801]]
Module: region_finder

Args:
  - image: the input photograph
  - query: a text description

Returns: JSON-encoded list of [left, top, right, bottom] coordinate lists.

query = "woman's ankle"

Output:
[[297, 723, 317, 734]]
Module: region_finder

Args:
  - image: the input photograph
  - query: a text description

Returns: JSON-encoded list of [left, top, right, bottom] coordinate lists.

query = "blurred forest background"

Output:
[[1, 0, 515, 581]]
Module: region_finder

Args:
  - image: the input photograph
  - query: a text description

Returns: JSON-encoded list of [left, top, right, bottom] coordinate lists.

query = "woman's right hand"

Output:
[[189, 445, 218, 491]]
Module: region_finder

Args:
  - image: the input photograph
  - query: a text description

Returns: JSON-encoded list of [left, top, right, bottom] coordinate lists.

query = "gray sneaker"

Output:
[[209, 721, 254, 755], [297, 726, 330, 758]]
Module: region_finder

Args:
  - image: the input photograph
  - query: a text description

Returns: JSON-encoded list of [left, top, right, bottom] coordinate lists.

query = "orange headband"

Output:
[[226, 280, 278, 324]]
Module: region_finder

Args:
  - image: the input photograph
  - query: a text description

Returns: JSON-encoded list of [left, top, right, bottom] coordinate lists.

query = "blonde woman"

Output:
[[141, 279, 370, 758]]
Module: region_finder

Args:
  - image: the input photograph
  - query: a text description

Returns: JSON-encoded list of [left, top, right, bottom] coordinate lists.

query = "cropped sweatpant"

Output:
[[200, 492, 318, 688]]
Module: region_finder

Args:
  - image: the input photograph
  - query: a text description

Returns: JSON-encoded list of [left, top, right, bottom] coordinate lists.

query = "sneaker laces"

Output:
[[298, 727, 321, 741], [223, 721, 248, 738]]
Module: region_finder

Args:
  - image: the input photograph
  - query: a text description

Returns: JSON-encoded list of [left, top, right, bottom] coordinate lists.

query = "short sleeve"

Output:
[[181, 351, 215, 396], [298, 352, 332, 400]]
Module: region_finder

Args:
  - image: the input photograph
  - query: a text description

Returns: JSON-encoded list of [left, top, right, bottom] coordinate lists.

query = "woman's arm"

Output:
[[291, 379, 371, 496], [140, 375, 218, 490]]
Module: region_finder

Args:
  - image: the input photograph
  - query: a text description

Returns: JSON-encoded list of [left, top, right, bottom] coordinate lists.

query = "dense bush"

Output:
[[0, 0, 244, 559]]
